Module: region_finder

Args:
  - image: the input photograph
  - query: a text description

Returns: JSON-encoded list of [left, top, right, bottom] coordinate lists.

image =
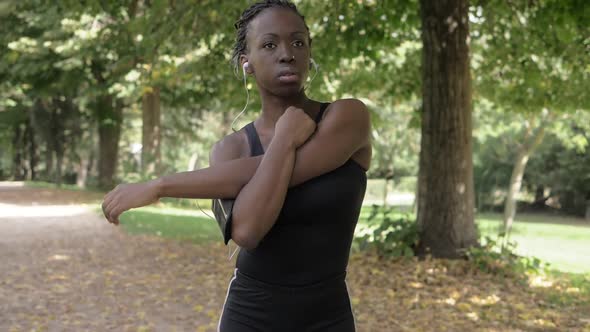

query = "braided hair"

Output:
[[231, 0, 311, 76]]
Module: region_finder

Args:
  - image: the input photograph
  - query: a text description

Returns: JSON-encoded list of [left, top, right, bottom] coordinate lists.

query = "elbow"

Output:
[[231, 223, 260, 250]]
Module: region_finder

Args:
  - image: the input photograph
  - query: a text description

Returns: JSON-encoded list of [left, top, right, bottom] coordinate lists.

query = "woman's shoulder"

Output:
[[321, 98, 370, 124], [209, 128, 249, 166], [328, 98, 367, 108]]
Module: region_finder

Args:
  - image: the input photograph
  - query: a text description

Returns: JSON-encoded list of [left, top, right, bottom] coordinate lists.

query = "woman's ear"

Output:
[[240, 55, 251, 74]]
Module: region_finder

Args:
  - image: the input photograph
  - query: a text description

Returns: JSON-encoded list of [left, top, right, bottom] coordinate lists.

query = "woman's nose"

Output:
[[278, 44, 295, 63], [279, 54, 295, 63]]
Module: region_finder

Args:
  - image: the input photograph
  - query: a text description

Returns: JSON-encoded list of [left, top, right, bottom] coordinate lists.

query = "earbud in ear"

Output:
[[242, 62, 250, 75]]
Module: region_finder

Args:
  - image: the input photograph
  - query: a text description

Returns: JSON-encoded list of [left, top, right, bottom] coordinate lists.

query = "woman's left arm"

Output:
[[287, 98, 371, 186]]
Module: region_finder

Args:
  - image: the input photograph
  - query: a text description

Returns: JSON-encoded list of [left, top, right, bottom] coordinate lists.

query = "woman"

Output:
[[101, 1, 371, 331]]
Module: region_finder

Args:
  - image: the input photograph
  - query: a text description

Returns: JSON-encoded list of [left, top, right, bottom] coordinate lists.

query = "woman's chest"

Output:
[[275, 161, 367, 225]]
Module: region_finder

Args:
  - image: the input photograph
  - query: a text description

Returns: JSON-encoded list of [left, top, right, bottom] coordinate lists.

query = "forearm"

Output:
[[156, 155, 263, 199], [231, 137, 296, 248], [156, 143, 312, 199]]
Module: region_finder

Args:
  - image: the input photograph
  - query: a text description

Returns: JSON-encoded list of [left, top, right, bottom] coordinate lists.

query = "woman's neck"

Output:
[[256, 90, 315, 131]]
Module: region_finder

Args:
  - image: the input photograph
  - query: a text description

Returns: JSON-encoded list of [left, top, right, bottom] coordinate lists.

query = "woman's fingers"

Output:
[[102, 183, 155, 225], [103, 203, 116, 225], [110, 205, 124, 225], [105, 193, 120, 217], [102, 189, 121, 225], [102, 188, 116, 212]]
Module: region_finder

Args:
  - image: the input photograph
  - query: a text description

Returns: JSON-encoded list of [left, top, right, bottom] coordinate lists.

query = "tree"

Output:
[[472, 0, 590, 241], [416, 0, 478, 258]]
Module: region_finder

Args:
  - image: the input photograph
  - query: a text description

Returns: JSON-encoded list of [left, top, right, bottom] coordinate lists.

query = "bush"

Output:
[[466, 236, 547, 279], [354, 205, 418, 257]]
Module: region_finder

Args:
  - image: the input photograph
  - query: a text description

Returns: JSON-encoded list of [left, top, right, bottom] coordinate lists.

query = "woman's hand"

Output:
[[275, 106, 317, 149], [101, 180, 161, 225]]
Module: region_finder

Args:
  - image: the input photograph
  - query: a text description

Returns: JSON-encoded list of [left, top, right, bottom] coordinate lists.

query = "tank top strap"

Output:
[[315, 102, 331, 124], [245, 122, 265, 156]]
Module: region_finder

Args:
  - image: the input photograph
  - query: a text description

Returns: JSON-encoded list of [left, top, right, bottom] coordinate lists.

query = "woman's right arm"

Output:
[[210, 108, 315, 249]]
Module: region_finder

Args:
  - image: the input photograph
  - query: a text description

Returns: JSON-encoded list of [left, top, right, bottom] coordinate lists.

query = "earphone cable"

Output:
[[231, 68, 250, 133]]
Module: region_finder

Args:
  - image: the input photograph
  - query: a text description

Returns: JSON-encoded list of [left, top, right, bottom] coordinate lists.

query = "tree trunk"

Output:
[[33, 99, 53, 181], [76, 156, 89, 188], [27, 108, 37, 180], [416, 0, 477, 258], [97, 95, 123, 189], [382, 178, 389, 206], [502, 123, 546, 246], [534, 185, 545, 203], [54, 141, 64, 187], [141, 86, 161, 176], [12, 123, 24, 180]]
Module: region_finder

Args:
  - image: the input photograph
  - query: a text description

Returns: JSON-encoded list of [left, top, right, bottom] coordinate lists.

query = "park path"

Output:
[[1, 182, 588, 332], [0, 183, 234, 332]]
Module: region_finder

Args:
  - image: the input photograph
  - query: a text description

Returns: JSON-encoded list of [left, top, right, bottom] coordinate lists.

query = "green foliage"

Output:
[[473, 106, 590, 214], [467, 236, 548, 280], [525, 124, 590, 216], [473, 0, 589, 113], [354, 205, 418, 257], [367, 99, 420, 180]]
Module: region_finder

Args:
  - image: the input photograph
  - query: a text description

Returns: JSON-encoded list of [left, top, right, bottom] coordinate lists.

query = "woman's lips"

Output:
[[278, 73, 300, 83]]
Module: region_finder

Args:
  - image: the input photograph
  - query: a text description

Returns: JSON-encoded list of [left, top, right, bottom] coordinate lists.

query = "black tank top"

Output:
[[236, 102, 368, 286]]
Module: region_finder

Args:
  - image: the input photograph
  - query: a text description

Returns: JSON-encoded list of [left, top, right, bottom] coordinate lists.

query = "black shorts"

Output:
[[218, 269, 356, 332]]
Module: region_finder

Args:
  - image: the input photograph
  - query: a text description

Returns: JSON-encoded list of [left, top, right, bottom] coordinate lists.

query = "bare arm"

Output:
[[101, 100, 370, 226], [211, 107, 315, 249], [156, 99, 370, 198]]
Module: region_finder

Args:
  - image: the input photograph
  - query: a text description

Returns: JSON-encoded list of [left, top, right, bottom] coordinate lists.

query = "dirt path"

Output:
[[0, 183, 234, 331], [1, 183, 588, 332]]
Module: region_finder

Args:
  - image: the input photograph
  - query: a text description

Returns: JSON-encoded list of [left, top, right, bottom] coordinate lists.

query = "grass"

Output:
[[119, 203, 590, 274], [476, 213, 590, 274], [119, 206, 222, 244], [23, 180, 105, 193]]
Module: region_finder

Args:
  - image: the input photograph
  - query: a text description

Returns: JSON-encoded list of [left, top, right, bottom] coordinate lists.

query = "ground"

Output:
[[1, 183, 588, 331]]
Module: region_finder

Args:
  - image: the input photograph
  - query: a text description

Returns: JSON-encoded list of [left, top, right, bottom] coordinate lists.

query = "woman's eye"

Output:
[[263, 43, 276, 49], [293, 40, 304, 47]]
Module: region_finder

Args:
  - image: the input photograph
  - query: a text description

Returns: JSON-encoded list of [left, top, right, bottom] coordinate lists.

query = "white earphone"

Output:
[[243, 61, 250, 75], [306, 58, 318, 89], [310, 58, 317, 71], [230, 61, 252, 132]]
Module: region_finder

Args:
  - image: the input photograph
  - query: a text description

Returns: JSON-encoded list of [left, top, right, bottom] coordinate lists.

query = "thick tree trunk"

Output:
[[502, 124, 546, 245], [416, 0, 478, 258], [97, 95, 123, 189], [141, 86, 161, 176]]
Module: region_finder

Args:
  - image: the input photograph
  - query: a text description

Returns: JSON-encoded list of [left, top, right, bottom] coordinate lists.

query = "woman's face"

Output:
[[242, 7, 311, 97]]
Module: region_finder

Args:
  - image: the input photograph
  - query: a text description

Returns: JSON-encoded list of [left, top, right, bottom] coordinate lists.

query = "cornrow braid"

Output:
[[231, 0, 311, 77]]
